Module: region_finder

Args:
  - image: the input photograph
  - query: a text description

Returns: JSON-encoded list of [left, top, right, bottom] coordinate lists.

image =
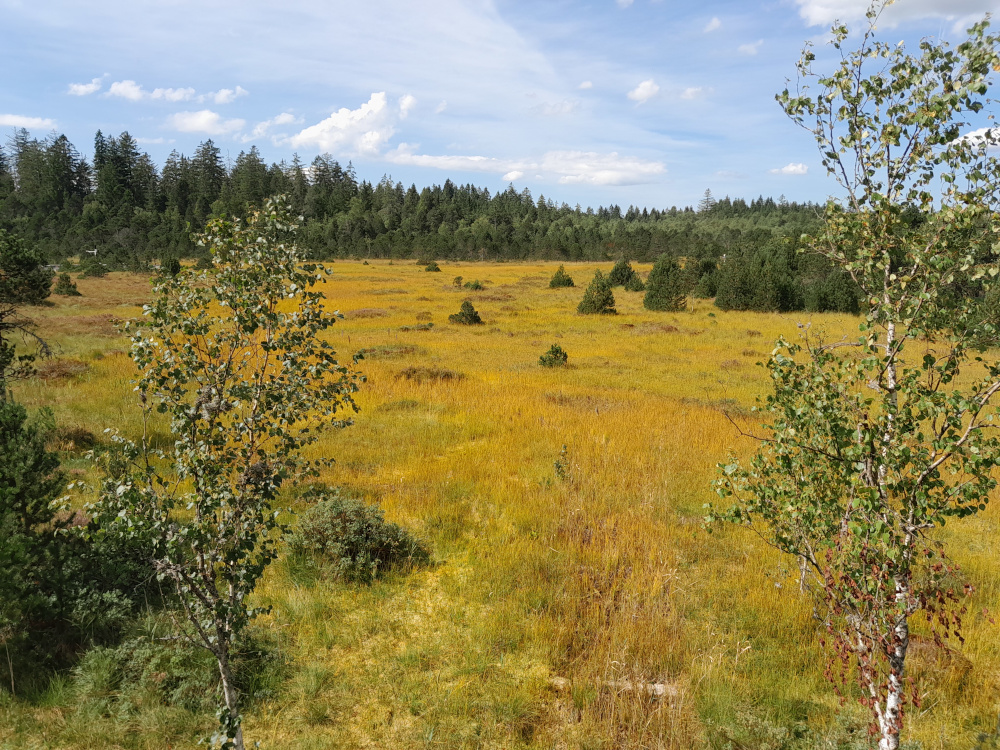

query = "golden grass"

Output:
[[7, 260, 1000, 749]]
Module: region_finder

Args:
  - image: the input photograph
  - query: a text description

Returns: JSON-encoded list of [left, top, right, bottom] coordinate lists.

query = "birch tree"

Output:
[[710, 5, 1000, 748], [96, 197, 361, 749]]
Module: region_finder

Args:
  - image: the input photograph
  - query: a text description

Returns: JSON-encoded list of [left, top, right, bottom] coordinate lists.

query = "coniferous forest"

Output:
[[0, 128, 860, 313]]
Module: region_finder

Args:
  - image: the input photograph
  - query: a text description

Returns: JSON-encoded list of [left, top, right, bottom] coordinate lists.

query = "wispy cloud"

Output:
[[794, 0, 997, 27], [770, 162, 808, 175], [434, 100, 448, 114], [704, 16, 721, 32], [616, 0, 634, 7], [245, 112, 301, 142], [167, 110, 245, 135], [68, 77, 102, 96], [108, 79, 197, 102], [681, 86, 707, 100], [627, 79, 659, 104], [0, 114, 56, 129], [206, 86, 248, 104], [738, 40, 764, 55]]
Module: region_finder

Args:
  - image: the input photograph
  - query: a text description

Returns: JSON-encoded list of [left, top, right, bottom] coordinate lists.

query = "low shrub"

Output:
[[539, 344, 569, 367], [397, 366, 464, 382], [289, 490, 431, 583], [425, 262, 441, 272], [463, 279, 484, 290], [549, 265, 575, 288], [449, 300, 484, 325], [162, 257, 181, 277], [453, 276, 463, 287]]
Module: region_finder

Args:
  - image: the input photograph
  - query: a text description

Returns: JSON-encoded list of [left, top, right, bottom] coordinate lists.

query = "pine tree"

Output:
[[549, 265, 575, 288], [448, 300, 483, 324], [608, 257, 638, 287], [577, 270, 616, 314], [643, 254, 686, 311]]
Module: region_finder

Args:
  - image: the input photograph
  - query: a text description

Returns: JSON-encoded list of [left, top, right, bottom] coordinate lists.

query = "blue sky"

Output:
[[3, 0, 999, 209]]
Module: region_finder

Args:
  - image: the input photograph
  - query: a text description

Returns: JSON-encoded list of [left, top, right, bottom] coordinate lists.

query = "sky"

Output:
[[3, 0, 1000, 210]]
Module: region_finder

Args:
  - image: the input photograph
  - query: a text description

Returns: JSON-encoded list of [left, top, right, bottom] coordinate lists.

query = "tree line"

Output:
[[0, 128, 863, 312]]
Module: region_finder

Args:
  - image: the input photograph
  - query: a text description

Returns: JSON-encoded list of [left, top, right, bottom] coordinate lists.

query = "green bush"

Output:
[[53, 273, 81, 296], [548, 265, 575, 288], [453, 276, 463, 287], [624, 275, 645, 292], [577, 270, 616, 314], [643, 254, 687, 311], [194, 254, 214, 270], [162, 257, 182, 277], [539, 344, 568, 367], [289, 491, 430, 583], [463, 279, 484, 290], [608, 258, 638, 287], [449, 300, 484, 325], [425, 261, 441, 272]]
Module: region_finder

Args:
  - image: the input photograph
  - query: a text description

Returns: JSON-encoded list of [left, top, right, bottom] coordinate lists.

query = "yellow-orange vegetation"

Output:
[[6, 260, 999, 749]]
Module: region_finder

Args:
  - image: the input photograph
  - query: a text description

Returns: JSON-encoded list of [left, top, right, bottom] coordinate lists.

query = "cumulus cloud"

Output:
[[704, 16, 721, 32], [386, 145, 665, 186], [958, 126, 1000, 149], [794, 0, 997, 27], [289, 92, 395, 155], [107, 80, 196, 102], [627, 79, 659, 104], [0, 114, 56, 129], [68, 77, 102, 96], [770, 162, 808, 175], [399, 94, 417, 119], [167, 110, 245, 135], [738, 40, 764, 55], [681, 86, 706, 100], [207, 86, 249, 104], [578, 80, 593, 90]]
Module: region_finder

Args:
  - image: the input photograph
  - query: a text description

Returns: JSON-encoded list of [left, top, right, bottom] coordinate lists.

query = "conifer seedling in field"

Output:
[[643, 254, 686, 311], [449, 300, 483, 325], [577, 270, 616, 314], [549, 265, 575, 288]]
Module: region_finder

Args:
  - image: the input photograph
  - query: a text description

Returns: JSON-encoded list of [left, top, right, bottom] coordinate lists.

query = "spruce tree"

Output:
[[643, 254, 686, 311], [548, 265, 575, 288], [577, 270, 616, 314], [448, 300, 483, 324]]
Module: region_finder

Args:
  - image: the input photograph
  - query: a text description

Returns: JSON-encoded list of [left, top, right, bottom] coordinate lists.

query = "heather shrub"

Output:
[[289, 491, 430, 583]]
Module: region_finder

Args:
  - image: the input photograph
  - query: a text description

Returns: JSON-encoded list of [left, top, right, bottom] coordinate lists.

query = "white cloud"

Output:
[[167, 110, 245, 135], [386, 145, 665, 186], [135, 136, 174, 145], [627, 79, 659, 104], [578, 80, 593, 90], [68, 77, 102, 96], [738, 39, 764, 55], [399, 94, 417, 119], [205, 85, 249, 104], [543, 150, 665, 185], [704, 16, 721, 32], [794, 0, 998, 27], [958, 126, 1000, 149], [617, 0, 634, 7], [151, 87, 195, 102], [681, 86, 706, 100], [0, 114, 56, 129], [770, 162, 808, 175], [538, 99, 578, 116], [435, 100, 448, 114], [503, 170, 524, 181], [107, 79, 146, 101], [245, 112, 301, 141], [289, 92, 394, 155]]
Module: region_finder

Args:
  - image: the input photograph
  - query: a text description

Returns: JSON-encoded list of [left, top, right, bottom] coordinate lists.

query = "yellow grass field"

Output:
[[5, 260, 1000, 749]]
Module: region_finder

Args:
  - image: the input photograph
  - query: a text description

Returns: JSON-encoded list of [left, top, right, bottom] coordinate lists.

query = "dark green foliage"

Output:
[[453, 276, 463, 287], [548, 265, 575, 288], [52, 272, 81, 296], [644, 254, 687, 311], [691, 258, 719, 298], [289, 491, 430, 583], [0, 230, 53, 305], [449, 300, 483, 324], [194, 254, 214, 270], [79, 260, 107, 278], [714, 244, 800, 312], [163, 257, 182, 277], [608, 257, 638, 287], [463, 279, 484, 290], [624, 275, 645, 292], [425, 261, 441, 272], [538, 344, 568, 367], [577, 270, 616, 314]]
